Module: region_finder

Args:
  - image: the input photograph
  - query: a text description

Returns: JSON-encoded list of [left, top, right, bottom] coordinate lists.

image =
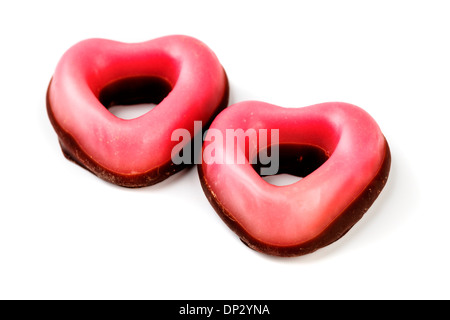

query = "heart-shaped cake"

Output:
[[198, 101, 391, 257], [47, 35, 229, 187]]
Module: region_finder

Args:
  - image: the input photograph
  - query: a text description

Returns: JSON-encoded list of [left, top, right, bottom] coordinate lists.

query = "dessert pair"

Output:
[[47, 35, 390, 256]]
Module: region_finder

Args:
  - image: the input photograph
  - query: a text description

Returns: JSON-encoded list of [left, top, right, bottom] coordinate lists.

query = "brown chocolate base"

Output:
[[46, 70, 229, 188], [251, 144, 330, 178], [198, 139, 391, 257]]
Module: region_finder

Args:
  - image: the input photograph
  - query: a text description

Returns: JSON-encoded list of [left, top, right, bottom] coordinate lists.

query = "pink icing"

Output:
[[48, 35, 227, 177], [200, 101, 388, 248]]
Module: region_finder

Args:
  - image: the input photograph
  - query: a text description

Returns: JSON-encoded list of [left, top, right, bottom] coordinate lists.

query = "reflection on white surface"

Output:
[[108, 103, 156, 120], [262, 173, 302, 186]]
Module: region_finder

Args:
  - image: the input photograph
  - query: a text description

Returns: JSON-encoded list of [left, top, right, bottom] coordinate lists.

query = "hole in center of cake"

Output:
[[98, 76, 173, 120], [107, 103, 156, 120], [252, 144, 330, 186], [261, 173, 303, 186]]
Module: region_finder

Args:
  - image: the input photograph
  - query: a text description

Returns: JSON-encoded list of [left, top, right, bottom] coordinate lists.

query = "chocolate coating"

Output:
[[99, 76, 173, 109], [251, 144, 330, 178], [46, 36, 229, 187], [198, 101, 391, 257], [199, 140, 390, 257], [47, 73, 229, 187]]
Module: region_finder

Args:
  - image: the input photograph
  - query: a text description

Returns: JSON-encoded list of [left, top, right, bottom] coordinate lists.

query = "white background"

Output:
[[1, 0, 449, 300]]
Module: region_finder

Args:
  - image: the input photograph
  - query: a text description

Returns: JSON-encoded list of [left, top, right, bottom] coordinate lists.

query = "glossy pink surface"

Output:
[[48, 35, 227, 177], [200, 101, 389, 248]]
